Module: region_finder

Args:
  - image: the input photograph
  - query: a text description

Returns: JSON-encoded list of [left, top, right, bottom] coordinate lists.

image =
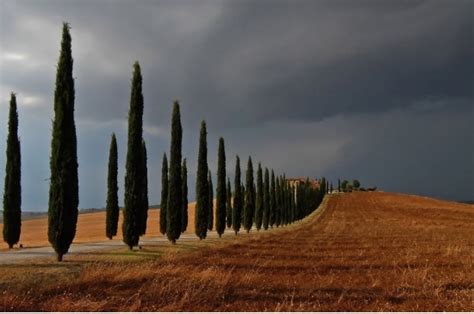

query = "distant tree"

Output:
[[3, 93, 21, 249], [226, 178, 232, 228], [243, 157, 255, 232], [330, 182, 333, 193], [255, 163, 264, 231], [232, 156, 242, 235], [195, 121, 209, 240], [48, 23, 79, 261], [105, 134, 118, 240], [338, 179, 341, 192], [166, 101, 182, 244], [353, 179, 361, 189], [138, 140, 148, 236], [269, 170, 276, 228], [160, 153, 168, 235], [341, 180, 348, 192], [262, 168, 270, 230], [207, 171, 214, 231], [215, 138, 227, 237], [181, 158, 188, 233]]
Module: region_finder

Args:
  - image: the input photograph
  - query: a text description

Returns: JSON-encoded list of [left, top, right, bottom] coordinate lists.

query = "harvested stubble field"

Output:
[[0, 192, 472, 311]]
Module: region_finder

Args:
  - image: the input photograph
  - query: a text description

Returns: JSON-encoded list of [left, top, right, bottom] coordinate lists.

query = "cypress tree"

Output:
[[215, 138, 226, 237], [255, 163, 263, 231], [275, 176, 280, 227], [3, 93, 21, 249], [262, 167, 270, 230], [105, 133, 118, 240], [181, 158, 188, 233], [166, 101, 182, 244], [160, 153, 168, 235], [232, 156, 242, 235], [207, 171, 214, 231], [139, 140, 148, 236], [243, 157, 254, 233], [48, 23, 79, 261], [338, 179, 341, 192], [195, 121, 209, 240], [269, 170, 276, 228], [226, 178, 232, 228], [123, 61, 144, 250]]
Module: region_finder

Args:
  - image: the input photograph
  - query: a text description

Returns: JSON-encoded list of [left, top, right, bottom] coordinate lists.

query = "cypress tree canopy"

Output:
[[243, 156, 254, 232], [226, 178, 232, 228], [232, 156, 242, 235], [215, 138, 226, 237], [195, 121, 209, 240], [105, 133, 119, 240], [139, 140, 148, 236], [181, 158, 188, 233], [270, 170, 276, 227], [3, 93, 21, 249], [166, 101, 182, 244], [255, 163, 263, 231], [160, 153, 168, 235], [123, 61, 144, 250], [48, 23, 79, 261], [262, 167, 270, 230], [207, 170, 214, 231]]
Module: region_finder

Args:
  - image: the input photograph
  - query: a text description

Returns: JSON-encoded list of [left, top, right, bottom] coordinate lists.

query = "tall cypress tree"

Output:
[[166, 101, 182, 244], [195, 121, 209, 240], [207, 171, 214, 231], [243, 157, 254, 233], [255, 163, 263, 231], [139, 140, 148, 236], [232, 156, 242, 235], [275, 176, 280, 227], [160, 153, 168, 235], [262, 167, 270, 230], [3, 93, 21, 249], [338, 179, 341, 192], [215, 138, 226, 237], [181, 158, 188, 233], [269, 170, 276, 228], [123, 61, 144, 250], [226, 178, 232, 228], [105, 133, 118, 240], [48, 23, 79, 261]]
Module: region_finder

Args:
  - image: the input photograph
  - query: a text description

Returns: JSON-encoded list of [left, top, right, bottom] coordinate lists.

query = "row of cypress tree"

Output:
[[2, 23, 326, 260]]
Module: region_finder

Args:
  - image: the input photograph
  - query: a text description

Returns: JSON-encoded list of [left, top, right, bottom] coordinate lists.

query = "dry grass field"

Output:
[[0, 203, 198, 249], [0, 192, 472, 311]]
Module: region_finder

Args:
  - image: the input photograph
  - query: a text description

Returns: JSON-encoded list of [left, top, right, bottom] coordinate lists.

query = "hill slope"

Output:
[[1, 192, 473, 311]]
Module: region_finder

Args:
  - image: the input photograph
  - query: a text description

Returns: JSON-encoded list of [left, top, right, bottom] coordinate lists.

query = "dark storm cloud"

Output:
[[0, 0, 472, 210]]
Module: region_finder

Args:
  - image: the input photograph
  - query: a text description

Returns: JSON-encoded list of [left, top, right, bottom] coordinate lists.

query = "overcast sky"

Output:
[[0, 0, 472, 211]]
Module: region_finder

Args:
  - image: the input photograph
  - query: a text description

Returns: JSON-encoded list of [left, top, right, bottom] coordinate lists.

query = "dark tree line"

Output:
[[3, 22, 330, 259]]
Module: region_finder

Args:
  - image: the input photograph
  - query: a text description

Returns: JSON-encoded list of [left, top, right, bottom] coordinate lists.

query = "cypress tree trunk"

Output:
[[262, 167, 270, 230], [255, 163, 263, 231], [160, 153, 168, 235], [139, 140, 148, 236], [105, 134, 118, 240], [226, 179, 232, 228], [181, 159, 188, 233], [195, 121, 209, 240], [48, 23, 79, 261], [269, 170, 276, 228], [123, 62, 144, 250], [215, 138, 226, 237], [3, 93, 21, 249], [232, 156, 242, 235], [207, 171, 214, 231], [243, 157, 254, 233], [166, 101, 182, 244]]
